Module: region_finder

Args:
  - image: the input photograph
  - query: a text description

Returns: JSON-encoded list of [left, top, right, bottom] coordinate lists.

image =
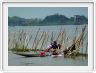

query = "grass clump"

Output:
[[10, 48, 30, 52]]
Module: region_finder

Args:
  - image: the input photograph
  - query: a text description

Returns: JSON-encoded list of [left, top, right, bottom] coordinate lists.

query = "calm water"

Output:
[[8, 52, 88, 66], [8, 25, 88, 66]]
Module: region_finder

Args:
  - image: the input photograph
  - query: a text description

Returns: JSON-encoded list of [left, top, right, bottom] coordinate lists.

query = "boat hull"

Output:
[[13, 52, 51, 57]]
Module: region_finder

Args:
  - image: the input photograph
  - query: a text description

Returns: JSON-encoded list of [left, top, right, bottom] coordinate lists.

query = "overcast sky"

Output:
[[8, 7, 88, 19]]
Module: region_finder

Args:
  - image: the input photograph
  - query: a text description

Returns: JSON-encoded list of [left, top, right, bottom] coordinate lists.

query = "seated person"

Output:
[[45, 41, 61, 55]]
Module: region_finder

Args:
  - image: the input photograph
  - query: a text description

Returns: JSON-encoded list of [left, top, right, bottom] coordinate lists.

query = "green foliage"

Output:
[[9, 48, 44, 52], [8, 14, 88, 26], [10, 48, 30, 52]]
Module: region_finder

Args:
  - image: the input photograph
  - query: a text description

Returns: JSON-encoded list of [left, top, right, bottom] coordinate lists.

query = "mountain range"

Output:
[[8, 14, 88, 26]]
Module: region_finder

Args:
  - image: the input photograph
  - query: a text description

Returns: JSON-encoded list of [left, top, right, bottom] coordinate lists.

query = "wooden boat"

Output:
[[13, 51, 62, 57], [13, 52, 51, 57]]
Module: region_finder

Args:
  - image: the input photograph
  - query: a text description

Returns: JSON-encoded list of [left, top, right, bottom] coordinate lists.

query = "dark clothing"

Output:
[[51, 44, 58, 49], [70, 44, 76, 52], [63, 44, 76, 55], [63, 49, 69, 55], [51, 41, 58, 49], [58, 44, 61, 49], [52, 51, 58, 55]]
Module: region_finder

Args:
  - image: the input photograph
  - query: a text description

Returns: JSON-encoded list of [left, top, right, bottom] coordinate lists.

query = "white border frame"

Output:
[[94, 2, 95, 71], [4, 71, 92, 73], [2, 0, 94, 3], [2, 2, 94, 72], [0, 1, 2, 71]]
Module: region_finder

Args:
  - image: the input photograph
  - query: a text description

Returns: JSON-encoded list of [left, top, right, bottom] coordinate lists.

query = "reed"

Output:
[[34, 32, 44, 50], [62, 29, 67, 50], [8, 32, 11, 49], [51, 32, 53, 42], [56, 26, 62, 42], [25, 33, 32, 49], [32, 28, 40, 49], [85, 42, 88, 54], [9, 30, 33, 52], [64, 25, 88, 57], [9, 25, 88, 56], [40, 32, 46, 49], [43, 32, 49, 49], [61, 31, 66, 51]]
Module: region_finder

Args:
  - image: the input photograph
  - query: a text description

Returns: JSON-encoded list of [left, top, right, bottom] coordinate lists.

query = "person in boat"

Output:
[[45, 42, 53, 52], [63, 44, 76, 56], [58, 44, 61, 49], [51, 41, 58, 49], [69, 44, 76, 52], [45, 41, 61, 55], [63, 47, 69, 55], [50, 41, 59, 55]]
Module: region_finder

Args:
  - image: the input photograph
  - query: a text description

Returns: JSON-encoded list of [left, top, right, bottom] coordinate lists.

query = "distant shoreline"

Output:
[[8, 14, 88, 26], [8, 24, 88, 27]]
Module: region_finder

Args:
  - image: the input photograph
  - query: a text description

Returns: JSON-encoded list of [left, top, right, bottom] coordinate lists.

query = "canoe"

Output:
[[13, 52, 63, 57], [13, 52, 51, 57]]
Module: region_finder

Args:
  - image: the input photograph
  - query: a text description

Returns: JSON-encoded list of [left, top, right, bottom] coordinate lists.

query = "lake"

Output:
[[8, 51, 88, 66], [8, 25, 88, 66]]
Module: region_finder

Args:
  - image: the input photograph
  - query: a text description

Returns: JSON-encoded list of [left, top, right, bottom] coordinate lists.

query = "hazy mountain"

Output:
[[8, 14, 88, 26]]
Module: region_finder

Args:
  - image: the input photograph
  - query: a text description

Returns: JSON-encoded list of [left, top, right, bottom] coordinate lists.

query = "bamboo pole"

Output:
[[63, 29, 67, 49], [40, 32, 46, 49], [45, 33, 49, 49], [85, 42, 88, 54], [25, 34, 32, 49], [34, 32, 44, 50], [32, 28, 40, 49], [8, 32, 11, 49], [56, 32, 61, 42], [64, 25, 87, 57], [60, 31, 65, 51], [56, 26, 62, 41], [51, 32, 53, 42], [23, 31, 27, 49], [73, 26, 86, 52]]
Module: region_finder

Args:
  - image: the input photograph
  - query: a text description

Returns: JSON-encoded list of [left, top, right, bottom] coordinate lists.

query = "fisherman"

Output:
[[58, 44, 61, 49], [45, 41, 61, 55], [45, 42, 53, 52], [63, 47, 69, 55], [70, 44, 76, 52], [63, 44, 76, 56], [50, 41, 59, 55], [51, 41, 58, 55]]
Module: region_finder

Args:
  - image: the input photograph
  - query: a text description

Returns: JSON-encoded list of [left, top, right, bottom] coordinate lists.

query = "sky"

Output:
[[8, 7, 88, 19]]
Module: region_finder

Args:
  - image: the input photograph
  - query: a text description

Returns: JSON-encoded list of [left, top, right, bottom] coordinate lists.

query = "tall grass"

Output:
[[9, 30, 32, 52], [9, 25, 88, 55]]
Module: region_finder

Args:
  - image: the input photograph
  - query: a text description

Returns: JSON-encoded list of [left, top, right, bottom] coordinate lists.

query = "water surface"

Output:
[[8, 25, 88, 66]]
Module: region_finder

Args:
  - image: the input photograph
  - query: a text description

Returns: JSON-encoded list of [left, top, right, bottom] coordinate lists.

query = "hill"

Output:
[[8, 14, 88, 26]]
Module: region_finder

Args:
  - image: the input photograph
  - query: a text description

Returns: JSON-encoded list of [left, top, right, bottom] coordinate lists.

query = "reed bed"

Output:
[[8, 25, 88, 57]]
